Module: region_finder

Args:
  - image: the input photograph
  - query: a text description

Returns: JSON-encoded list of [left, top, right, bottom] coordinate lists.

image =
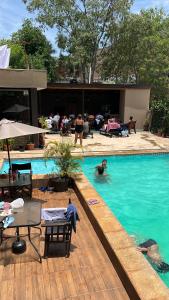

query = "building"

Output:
[[0, 68, 47, 126], [0, 69, 150, 129], [0, 68, 47, 146], [39, 83, 150, 129]]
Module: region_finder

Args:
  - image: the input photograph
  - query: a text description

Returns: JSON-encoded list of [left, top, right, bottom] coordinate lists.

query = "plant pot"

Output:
[[3, 144, 12, 151], [26, 143, 35, 150], [49, 177, 69, 192]]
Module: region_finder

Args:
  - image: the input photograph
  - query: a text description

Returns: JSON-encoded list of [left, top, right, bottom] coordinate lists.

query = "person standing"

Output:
[[53, 113, 60, 130], [46, 116, 52, 129], [74, 114, 84, 146]]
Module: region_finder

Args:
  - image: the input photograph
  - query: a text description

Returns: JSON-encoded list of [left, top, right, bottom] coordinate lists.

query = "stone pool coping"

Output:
[[74, 173, 169, 300]]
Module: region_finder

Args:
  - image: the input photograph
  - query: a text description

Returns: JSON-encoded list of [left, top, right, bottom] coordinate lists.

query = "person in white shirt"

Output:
[[53, 113, 60, 130], [46, 117, 52, 129]]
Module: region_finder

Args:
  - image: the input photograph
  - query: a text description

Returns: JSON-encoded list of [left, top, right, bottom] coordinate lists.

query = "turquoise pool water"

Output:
[[81, 154, 169, 286], [1, 154, 169, 285], [0, 158, 58, 174]]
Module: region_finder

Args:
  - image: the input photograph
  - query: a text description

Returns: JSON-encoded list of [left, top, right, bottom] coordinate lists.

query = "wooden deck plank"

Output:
[[0, 190, 130, 300]]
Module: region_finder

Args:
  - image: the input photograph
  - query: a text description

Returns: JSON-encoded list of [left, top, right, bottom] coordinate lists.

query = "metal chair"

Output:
[[42, 219, 72, 258], [11, 163, 32, 198]]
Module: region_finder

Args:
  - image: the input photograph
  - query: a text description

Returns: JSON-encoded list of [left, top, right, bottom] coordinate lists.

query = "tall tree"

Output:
[[0, 40, 26, 69], [12, 19, 57, 81], [102, 9, 169, 99], [23, 0, 133, 83]]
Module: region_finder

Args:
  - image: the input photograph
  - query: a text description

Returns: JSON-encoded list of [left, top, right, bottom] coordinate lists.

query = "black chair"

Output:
[[42, 219, 72, 258], [11, 163, 32, 198]]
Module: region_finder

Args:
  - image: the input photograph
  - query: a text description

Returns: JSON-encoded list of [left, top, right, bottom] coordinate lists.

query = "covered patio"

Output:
[[39, 83, 150, 129]]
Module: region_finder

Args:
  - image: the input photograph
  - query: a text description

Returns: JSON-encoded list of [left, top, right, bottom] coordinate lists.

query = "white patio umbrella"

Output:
[[0, 118, 48, 169], [3, 104, 30, 113]]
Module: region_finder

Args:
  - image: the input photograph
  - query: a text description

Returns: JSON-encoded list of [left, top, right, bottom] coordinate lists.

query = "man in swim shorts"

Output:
[[138, 239, 169, 273]]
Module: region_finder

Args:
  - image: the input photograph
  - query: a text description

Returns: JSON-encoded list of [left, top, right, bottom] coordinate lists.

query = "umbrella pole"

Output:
[[6, 139, 11, 170]]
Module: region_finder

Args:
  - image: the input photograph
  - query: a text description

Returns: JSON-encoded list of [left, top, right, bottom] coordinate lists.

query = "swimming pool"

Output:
[[1, 154, 169, 285], [0, 158, 58, 174], [81, 154, 169, 287]]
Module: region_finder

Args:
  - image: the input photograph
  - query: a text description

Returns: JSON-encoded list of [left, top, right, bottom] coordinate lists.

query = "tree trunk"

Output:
[[90, 52, 97, 83], [82, 65, 86, 83]]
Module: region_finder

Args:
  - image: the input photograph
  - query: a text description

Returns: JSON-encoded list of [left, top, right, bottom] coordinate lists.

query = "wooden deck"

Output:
[[0, 190, 130, 300]]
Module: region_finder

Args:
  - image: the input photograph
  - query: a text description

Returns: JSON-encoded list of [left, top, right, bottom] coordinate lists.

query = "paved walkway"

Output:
[[45, 131, 168, 153], [1, 131, 169, 161]]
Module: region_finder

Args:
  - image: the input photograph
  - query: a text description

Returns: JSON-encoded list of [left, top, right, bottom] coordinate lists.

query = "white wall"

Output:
[[124, 88, 150, 129]]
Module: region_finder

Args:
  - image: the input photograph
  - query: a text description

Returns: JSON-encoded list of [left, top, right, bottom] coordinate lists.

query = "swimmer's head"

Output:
[[102, 159, 107, 167]]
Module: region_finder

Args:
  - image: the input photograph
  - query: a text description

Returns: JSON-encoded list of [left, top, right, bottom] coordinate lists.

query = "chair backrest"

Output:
[[49, 221, 72, 242], [11, 163, 32, 172]]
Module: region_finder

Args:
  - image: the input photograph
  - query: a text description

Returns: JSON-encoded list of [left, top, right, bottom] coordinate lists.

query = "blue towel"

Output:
[[65, 203, 79, 232], [39, 186, 48, 192], [3, 216, 15, 228]]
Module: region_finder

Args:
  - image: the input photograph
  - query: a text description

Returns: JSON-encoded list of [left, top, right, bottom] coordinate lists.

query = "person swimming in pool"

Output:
[[101, 159, 107, 168], [96, 159, 107, 171], [137, 239, 169, 273], [97, 165, 105, 175]]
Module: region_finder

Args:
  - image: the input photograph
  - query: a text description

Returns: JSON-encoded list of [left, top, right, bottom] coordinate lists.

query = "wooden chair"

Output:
[[42, 219, 72, 258], [128, 120, 136, 134], [11, 163, 32, 198]]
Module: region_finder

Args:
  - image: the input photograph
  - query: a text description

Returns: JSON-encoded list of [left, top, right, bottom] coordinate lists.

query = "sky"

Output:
[[0, 0, 169, 56]]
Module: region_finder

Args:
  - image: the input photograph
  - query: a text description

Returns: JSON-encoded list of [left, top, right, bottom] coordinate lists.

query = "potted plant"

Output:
[[26, 143, 35, 150], [38, 116, 48, 148], [26, 136, 35, 150], [44, 141, 82, 191], [3, 138, 15, 150], [38, 116, 48, 129]]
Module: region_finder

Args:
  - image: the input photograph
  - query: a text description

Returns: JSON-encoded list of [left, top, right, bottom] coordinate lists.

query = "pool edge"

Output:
[[74, 173, 169, 300]]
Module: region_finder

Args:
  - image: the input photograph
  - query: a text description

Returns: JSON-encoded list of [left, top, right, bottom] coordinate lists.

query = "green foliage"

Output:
[[0, 140, 3, 151], [162, 112, 169, 136], [0, 139, 15, 150], [38, 116, 48, 129], [0, 39, 26, 68], [102, 8, 169, 100], [150, 98, 169, 133], [44, 141, 82, 177], [10, 19, 57, 81], [23, 0, 133, 82], [0, 20, 57, 81]]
